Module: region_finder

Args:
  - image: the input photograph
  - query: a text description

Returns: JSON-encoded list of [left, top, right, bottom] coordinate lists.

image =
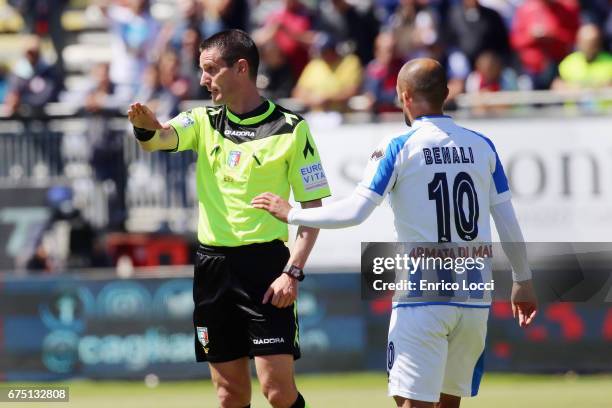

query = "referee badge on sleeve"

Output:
[[181, 114, 195, 128]]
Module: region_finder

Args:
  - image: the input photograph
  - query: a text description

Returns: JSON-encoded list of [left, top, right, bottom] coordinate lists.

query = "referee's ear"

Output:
[[236, 59, 249, 77]]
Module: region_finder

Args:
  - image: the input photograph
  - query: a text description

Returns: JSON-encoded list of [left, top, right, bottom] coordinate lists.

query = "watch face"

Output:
[[286, 265, 304, 281]]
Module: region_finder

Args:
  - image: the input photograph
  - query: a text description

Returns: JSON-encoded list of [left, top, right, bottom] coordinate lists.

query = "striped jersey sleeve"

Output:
[[471, 131, 511, 206], [356, 131, 415, 204]]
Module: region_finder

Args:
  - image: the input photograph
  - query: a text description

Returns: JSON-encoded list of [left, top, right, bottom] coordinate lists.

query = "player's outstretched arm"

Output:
[[127, 102, 178, 152], [251, 189, 377, 228], [491, 200, 538, 327]]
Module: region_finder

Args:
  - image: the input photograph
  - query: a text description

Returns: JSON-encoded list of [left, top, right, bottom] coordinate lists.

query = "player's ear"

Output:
[[401, 90, 410, 108]]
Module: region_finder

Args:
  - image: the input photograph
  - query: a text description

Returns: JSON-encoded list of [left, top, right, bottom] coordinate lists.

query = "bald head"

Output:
[[398, 58, 448, 108]]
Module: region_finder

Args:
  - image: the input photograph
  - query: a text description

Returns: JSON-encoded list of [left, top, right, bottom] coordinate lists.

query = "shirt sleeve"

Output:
[[287, 120, 331, 202], [356, 135, 402, 205], [488, 141, 512, 205], [167, 109, 200, 152], [491, 200, 532, 281], [287, 189, 377, 228]]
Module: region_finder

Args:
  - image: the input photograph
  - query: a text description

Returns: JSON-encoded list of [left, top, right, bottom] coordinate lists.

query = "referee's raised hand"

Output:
[[128, 102, 163, 130]]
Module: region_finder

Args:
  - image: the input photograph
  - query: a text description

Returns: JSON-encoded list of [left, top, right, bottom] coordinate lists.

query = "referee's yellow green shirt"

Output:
[[167, 100, 331, 247]]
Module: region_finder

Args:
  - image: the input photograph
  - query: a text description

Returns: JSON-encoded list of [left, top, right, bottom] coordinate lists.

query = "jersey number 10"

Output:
[[428, 172, 479, 242]]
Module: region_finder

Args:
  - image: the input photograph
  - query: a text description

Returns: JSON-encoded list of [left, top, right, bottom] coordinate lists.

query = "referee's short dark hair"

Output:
[[200, 29, 259, 80]]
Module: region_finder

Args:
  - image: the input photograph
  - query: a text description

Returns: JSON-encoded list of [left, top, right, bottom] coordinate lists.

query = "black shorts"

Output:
[[192, 239, 300, 363]]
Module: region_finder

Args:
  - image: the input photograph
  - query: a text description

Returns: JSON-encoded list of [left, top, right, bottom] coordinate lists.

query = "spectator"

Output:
[[32, 186, 99, 270], [361, 31, 404, 113], [26, 243, 51, 272], [292, 34, 362, 111], [0, 64, 8, 104], [99, 0, 160, 95], [83, 63, 131, 113], [579, 0, 610, 28], [554, 24, 612, 89], [9, 0, 68, 75], [445, 0, 510, 65], [386, 0, 441, 59], [316, 0, 381, 64], [465, 51, 519, 93], [376, 0, 401, 25], [82, 63, 130, 231], [510, 0, 579, 89], [177, 27, 210, 99], [257, 41, 296, 100], [477, 0, 521, 28], [411, 40, 471, 107], [158, 50, 190, 105], [136, 52, 187, 122], [5, 35, 62, 117], [136, 64, 179, 121], [135, 60, 191, 208], [43, 186, 96, 271], [157, 51, 196, 207], [607, 12, 612, 52], [253, 0, 317, 79], [4, 36, 63, 176], [201, 0, 250, 36], [157, 0, 205, 52]]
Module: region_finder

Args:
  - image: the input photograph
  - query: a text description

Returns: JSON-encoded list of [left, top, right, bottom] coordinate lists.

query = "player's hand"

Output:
[[251, 192, 292, 223], [262, 273, 298, 308], [511, 279, 538, 328], [127, 102, 163, 130]]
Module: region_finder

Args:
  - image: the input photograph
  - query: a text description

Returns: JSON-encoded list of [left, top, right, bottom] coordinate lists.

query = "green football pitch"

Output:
[[3, 373, 611, 407]]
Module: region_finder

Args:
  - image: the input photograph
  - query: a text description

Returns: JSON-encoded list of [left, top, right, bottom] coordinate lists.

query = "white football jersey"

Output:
[[357, 115, 512, 306], [358, 115, 511, 243]]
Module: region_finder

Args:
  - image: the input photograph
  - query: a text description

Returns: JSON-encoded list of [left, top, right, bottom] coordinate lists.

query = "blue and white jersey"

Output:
[[357, 115, 511, 306]]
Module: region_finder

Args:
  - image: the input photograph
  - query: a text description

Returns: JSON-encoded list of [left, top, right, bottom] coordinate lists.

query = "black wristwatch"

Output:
[[283, 264, 305, 281]]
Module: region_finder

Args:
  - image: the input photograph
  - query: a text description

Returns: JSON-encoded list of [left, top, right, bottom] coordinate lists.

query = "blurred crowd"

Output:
[[0, 0, 611, 273], [0, 0, 611, 117]]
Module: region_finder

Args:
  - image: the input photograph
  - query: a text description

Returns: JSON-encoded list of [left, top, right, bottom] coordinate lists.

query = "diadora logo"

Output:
[[253, 337, 285, 345], [224, 129, 255, 138]]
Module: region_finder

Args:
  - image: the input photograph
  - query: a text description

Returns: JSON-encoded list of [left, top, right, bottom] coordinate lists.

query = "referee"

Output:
[[127, 30, 329, 408]]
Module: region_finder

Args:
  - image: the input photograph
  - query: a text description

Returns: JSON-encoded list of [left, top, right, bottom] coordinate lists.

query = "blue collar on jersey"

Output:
[[414, 114, 452, 121]]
